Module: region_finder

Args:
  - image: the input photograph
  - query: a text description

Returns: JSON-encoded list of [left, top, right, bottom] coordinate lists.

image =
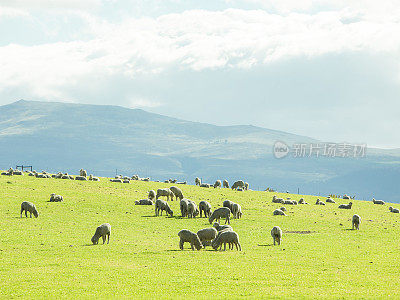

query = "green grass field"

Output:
[[1, 173, 399, 299]]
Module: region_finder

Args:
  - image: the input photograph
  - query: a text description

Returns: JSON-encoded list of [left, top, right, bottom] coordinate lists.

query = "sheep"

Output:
[[326, 197, 336, 203], [176, 181, 187, 185], [170, 186, 184, 201], [213, 180, 222, 188], [135, 199, 154, 205], [199, 200, 212, 218], [49, 193, 63, 202], [283, 200, 297, 205], [131, 175, 139, 180], [389, 207, 399, 213], [272, 195, 284, 204], [148, 190, 156, 200], [75, 176, 88, 181], [91, 223, 111, 245], [223, 200, 234, 211], [156, 188, 174, 201], [209, 207, 231, 224], [273, 209, 286, 216], [271, 226, 282, 245], [79, 169, 87, 177], [180, 198, 189, 217], [231, 203, 243, 219], [280, 207, 286, 212], [110, 178, 123, 183], [13, 170, 23, 175], [352, 214, 361, 230], [155, 199, 173, 217], [298, 198, 305, 204], [213, 223, 233, 232], [211, 231, 241, 251], [343, 194, 350, 200], [195, 177, 201, 186], [141, 177, 150, 182], [231, 180, 245, 190], [372, 198, 385, 205], [197, 227, 218, 247], [244, 182, 249, 190], [223, 180, 229, 188], [20, 201, 39, 218], [315, 199, 325, 205], [187, 200, 199, 218], [200, 183, 210, 188], [178, 229, 203, 250], [338, 202, 352, 209]]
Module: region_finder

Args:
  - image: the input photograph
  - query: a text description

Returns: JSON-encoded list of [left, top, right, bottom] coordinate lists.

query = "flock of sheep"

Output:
[[4, 167, 396, 250]]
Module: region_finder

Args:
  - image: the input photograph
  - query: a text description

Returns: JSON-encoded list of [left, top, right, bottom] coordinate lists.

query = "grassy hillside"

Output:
[[1, 173, 399, 298]]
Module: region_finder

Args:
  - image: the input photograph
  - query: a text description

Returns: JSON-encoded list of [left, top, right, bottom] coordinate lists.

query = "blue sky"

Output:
[[0, 0, 399, 148]]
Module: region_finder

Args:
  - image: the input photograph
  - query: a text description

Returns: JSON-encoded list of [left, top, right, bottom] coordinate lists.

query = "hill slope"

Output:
[[0, 100, 399, 201]]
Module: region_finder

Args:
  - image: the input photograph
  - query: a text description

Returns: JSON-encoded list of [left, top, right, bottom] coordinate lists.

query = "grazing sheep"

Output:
[[91, 223, 111, 245], [389, 207, 399, 213], [211, 231, 241, 251], [213, 180, 222, 188], [326, 197, 336, 203], [20, 201, 39, 218], [170, 186, 184, 201], [200, 183, 211, 188], [271, 226, 282, 245], [148, 190, 156, 200], [135, 199, 154, 205], [155, 199, 173, 217], [79, 169, 87, 177], [223, 180, 229, 188], [49, 193, 63, 202], [209, 207, 231, 224], [372, 198, 385, 205], [180, 198, 189, 217], [195, 177, 201, 186], [178, 230, 203, 250], [338, 202, 353, 209], [213, 222, 233, 232], [223, 200, 234, 211], [110, 178, 123, 183], [231, 180, 245, 190], [156, 188, 174, 201], [197, 227, 218, 247], [272, 195, 284, 204], [352, 214, 361, 230], [273, 209, 286, 216], [75, 176, 88, 181], [199, 200, 212, 218], [187, 200, 199, 218], [231, 203, 243, 219], [244, 182, 249, 190]]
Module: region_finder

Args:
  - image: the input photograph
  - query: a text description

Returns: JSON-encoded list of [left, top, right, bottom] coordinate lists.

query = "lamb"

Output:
[[156, 188, 174, 201], [148, 190, 156, 200], [75, 176, 88, 181], [211, 231, 241, 251], [272, 195, 284, 204], [170, 186, 184, 201], [231, 180, 245, 190], [372, 198, 385, 205], [213, 180, 222, 188], [231, 203, 243, 219], [49, 193, 63, 202], [223, 200, 234, 211], [209, 207, 231, 224], [91, 223, 111, 245], [326, 197, 336, 203], [389, 207, 399, 213], [20, 201, 39, 218], [155, 199, 173, 217], [187, 200, 199, 218], [180, 198, 189, 217], [352, 214, 361, 230], [195, 177, 201, 186], [213, 223, 233, 232], [178, 229, 203, 250], [271, 226, 282, 245], [244, 182, 249, 190], [197, 227, 218, 247], [135, 199, 154, 205], [200, 183, 210, 188], [338, 202, 352, 209], [273, 209, 286, 216], [223, 180, 229, 188], [199, 200, 212, 218]]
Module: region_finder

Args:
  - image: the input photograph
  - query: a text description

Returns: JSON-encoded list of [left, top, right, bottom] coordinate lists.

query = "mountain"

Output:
[[1, 100, 399, 201]]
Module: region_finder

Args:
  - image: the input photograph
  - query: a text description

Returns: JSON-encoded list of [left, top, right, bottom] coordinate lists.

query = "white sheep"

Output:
[[170, 186, 184, 201], [372, 198, 385, 205], [211, 230, 241, 251], [231, 203, 243, 219], [180, 198, 189, 217], [231, 180, 245, 190], [155, 199, 173, 216], [213, 180, 222, 188], [148, 190, 156, 200], [197, 227, 218, 247], [178, 229, 202, 250], [338, 202, 352, 209], [195, 177, 201, 186], [352, 214, 361, 230], [20, 201, 39, 218], [209, 207, 231, 224], [91, 223, 111, 245], [223, 180, 229, 188], [389, 207, 399, 213], [156, 188, 174, 201], [273, 209, 286, 216], [187, 200, 199, 218], [49, 193, 63, 202], [199, 200, 212, 218], [271, 226, 282, 245]]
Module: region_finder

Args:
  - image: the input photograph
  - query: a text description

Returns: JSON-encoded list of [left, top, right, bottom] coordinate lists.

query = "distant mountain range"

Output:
[[1, 100, 399, 201]]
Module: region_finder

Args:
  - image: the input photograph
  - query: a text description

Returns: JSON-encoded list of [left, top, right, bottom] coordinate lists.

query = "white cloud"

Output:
[[0, 7, 28, 18], [0, 0, 101, 10]]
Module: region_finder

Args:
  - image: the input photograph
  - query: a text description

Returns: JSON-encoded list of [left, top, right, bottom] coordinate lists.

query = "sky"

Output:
[[0, 0, 399, 148]]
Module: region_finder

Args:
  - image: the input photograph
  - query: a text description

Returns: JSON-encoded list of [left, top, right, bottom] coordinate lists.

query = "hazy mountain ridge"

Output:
[[0, 100, 399, 201]]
